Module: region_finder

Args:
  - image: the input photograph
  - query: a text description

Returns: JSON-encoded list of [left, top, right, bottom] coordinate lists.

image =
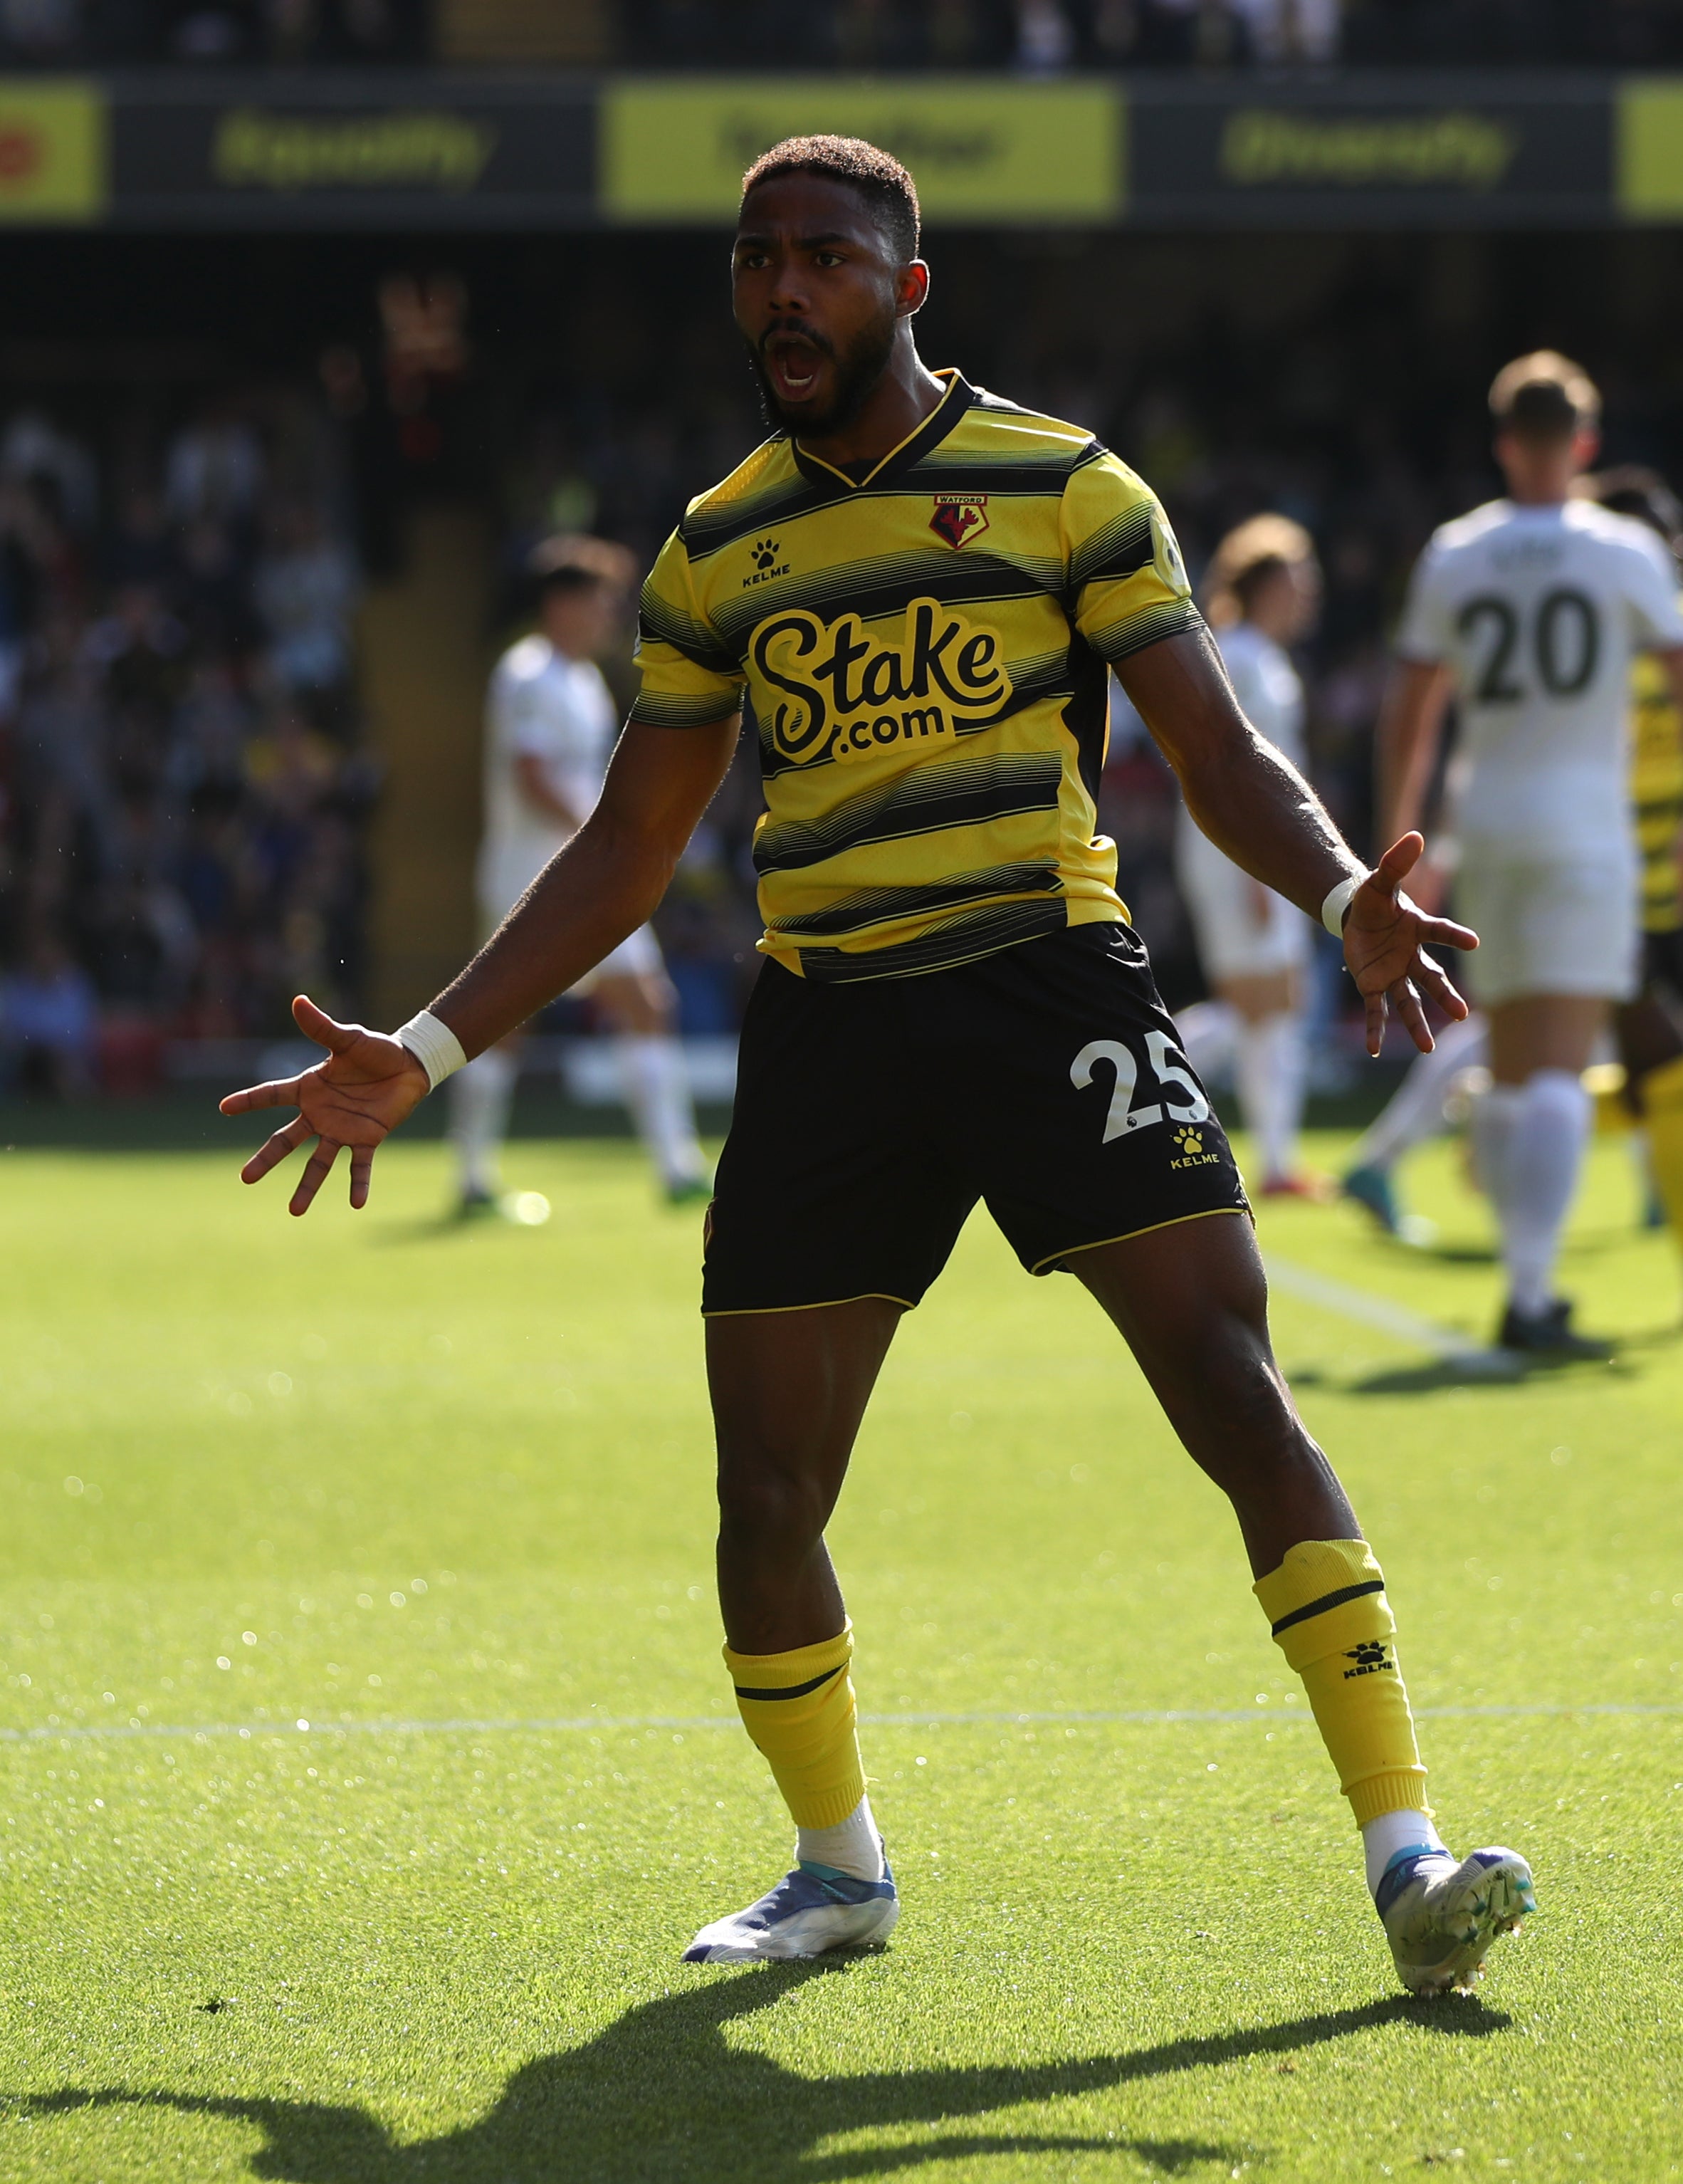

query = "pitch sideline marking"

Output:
[[1264, 1254, 1516, 1375], [0, 1700, 1677, 1747]]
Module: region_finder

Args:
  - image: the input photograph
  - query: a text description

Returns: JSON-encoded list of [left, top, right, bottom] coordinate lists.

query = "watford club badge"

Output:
[[930, 493, 990, 549]]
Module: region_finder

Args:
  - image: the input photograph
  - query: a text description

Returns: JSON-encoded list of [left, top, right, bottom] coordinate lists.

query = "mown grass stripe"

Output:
[[2, 1699, 1677, 1747]]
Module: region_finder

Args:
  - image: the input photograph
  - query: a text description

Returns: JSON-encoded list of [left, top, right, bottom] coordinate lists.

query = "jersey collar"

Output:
[[791, 367, 975, 495]]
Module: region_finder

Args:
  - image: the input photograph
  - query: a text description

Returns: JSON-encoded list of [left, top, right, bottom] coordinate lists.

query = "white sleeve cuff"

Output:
[[394, 1009, 468, 1091], [1321, 875, 1361, 939]]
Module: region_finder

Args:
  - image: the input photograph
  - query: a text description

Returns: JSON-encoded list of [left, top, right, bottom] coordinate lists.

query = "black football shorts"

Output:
[[1640, 926, 1683, 1004], [701, 921, 1250, 1315]]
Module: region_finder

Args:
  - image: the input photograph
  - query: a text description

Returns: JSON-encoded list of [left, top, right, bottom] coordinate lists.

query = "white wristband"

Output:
[[395, 1009, 468, 1092], [1321, 875, 1361, 939]]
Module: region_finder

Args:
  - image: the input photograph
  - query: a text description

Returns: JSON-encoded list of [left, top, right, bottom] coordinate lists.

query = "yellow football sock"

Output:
[[1638, 1053, 1683, 1253], [1254, 1538, 1430, 1827], [723, 1621, 866, 1831], [1583, 1060, 1632, 1134]]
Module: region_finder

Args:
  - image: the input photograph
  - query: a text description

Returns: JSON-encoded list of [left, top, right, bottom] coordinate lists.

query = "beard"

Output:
[[748, 302, 899, 439]]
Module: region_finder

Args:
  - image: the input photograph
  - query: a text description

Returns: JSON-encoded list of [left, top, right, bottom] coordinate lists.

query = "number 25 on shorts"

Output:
[[1071, 1033, 1211, 1144]]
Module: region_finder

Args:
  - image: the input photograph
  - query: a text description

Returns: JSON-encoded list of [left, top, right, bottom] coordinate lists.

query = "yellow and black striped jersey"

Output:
[[630, 369, 1199, 981], [1630, 647, 1683, 934]]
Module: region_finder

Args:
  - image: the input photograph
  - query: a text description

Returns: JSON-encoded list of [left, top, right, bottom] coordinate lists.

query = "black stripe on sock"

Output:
[[733, 1664, 844, 1703], [1269, 1577, 1384, 1638]]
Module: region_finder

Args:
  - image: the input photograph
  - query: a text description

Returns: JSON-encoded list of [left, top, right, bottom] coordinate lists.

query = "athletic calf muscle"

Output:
[[1069, 1220, 1358, 1573]]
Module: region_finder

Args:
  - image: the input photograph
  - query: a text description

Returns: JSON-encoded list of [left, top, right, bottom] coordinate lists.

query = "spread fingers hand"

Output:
[[289, 1139, 342, 1218], [1391, 976, 1432, 1052], [241, 1117, 313, 1186], [1410, 948, 1470, 1021], [221, 1075, 306, 1119]]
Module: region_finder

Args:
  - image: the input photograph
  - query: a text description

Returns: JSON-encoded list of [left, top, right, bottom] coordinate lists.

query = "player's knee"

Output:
[[1178, 1309, 1305, 1461], [715, 1447, 830, 1558]]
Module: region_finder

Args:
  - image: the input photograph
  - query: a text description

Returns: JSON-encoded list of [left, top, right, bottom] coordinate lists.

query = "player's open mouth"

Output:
[[764, 334, 827, 403]]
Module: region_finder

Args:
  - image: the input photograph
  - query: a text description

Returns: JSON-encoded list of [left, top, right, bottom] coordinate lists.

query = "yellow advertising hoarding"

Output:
[[1618, 80, 1683, 217], [601, 78, 1122, 224], [0, 80, 105, 221]]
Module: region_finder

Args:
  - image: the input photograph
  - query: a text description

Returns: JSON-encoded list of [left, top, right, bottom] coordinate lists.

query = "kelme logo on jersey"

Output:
[[743, 537, 790, 588], [930, 493, 989, 550], [750, 596, 1013, 764]]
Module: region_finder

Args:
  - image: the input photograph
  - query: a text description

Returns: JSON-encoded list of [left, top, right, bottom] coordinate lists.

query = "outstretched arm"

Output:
[[221, 715, 742, 1212], [427, 716, 740, 1052], [1114, 627, 1475, 1056]]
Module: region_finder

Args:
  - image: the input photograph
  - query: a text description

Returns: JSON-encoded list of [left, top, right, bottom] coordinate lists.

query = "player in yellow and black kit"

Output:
[[635, 360, 1232, 1302], [1631, 648, 1683, 958], [224, 136, 1534, 1995], [1592, 470, 1683, 1252]]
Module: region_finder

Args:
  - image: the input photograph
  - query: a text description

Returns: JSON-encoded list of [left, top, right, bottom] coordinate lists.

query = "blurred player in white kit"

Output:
[[1379, 353, 1683, 1352], [450, 536, 709, 1211], [1174, 516, 1323, 1195]]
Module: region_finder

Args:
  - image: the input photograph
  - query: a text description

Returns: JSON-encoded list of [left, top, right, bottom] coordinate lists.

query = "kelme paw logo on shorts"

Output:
[[1169, 1124, 1220, 1171]]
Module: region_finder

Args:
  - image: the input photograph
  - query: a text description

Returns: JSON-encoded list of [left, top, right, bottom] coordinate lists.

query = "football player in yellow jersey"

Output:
[[221, 137, 1533, 1993], [1629, 652, 1683, 947], [1591, 470, 1683, 1253]]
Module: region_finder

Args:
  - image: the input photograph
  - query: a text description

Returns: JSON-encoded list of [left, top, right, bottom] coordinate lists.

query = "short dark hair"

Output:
[[740, 135, 921, 266], [527, 533, 636, 596], [1489, 350, 1600, 441], [1204, 513, 1316, 627]]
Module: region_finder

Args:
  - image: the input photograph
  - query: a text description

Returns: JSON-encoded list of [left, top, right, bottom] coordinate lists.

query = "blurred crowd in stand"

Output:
[[0, 0, 424, 66], [0, 385, 374, 1094], [622, 0, 1340, 67], [6, 0, 1683, 67], [622, 0, 1683, 64], [624, 0, 1683, 69]]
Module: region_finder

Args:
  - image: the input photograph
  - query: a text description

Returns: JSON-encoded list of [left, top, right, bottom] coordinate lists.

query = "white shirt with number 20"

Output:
[[1395, 497, 1683, 860]]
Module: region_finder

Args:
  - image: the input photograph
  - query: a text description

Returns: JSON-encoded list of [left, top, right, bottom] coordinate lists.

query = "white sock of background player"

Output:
[[1494, 1069, 1593, 1315], [1469, 1080, 1521, 1203], [613, 1035, 706, 1188], [1235, 1012, 1306, 1183], [1346, 1012, 1489, 1174], [449, 1045, 518, 1202]]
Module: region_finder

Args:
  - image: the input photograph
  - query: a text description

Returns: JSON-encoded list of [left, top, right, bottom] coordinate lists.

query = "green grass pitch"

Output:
[[2, 1117, 1681, 2182]]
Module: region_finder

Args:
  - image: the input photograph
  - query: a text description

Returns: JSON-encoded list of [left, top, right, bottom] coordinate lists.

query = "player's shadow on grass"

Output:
[[1347, 1343, 1630, 1394], [369, 1212, 519, 1245], [1344, 1356, 1530, 1395], [14, 1966, 1509, 2183], [1411, 1241, 1499, 1265]]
